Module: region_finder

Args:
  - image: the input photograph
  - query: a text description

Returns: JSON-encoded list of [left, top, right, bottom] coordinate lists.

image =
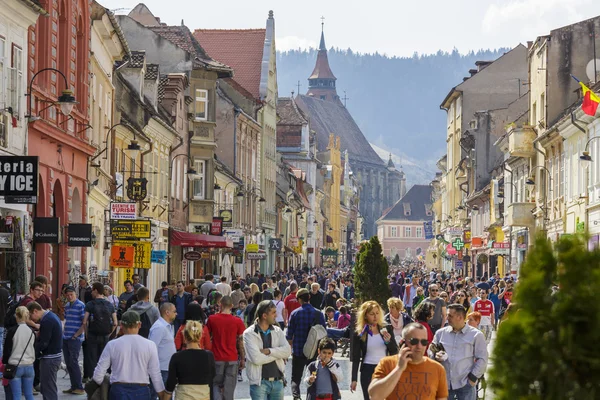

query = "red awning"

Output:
[[170, 231, 233, 248]]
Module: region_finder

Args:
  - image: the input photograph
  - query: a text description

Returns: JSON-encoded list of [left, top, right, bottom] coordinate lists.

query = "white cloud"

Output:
[[482, 0, 593, 39], [276, 36, 317, 52]]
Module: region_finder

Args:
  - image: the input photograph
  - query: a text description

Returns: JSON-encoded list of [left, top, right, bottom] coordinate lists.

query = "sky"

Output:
[[100, 0, 600, 57]]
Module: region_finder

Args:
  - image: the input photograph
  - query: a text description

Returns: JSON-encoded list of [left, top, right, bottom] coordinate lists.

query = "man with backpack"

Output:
[[286, 288, 326, 400], [148, 303, 177, 400], [82, 282, 117, 384], [129, 287, 159, 338]]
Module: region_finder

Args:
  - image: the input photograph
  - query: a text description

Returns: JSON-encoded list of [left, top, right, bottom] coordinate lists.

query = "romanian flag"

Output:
[[572, 75, 600, 116]]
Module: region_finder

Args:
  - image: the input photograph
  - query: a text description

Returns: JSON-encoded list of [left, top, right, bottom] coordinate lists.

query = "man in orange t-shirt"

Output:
[[369, 322, 448, 400]]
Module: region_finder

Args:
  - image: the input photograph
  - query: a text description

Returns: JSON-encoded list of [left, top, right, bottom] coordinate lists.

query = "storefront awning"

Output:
[[170, 231, 233, 248]]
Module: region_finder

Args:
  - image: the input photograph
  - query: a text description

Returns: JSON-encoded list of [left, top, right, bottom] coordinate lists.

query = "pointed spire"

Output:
[[307, 17, 339, 102], [319, 17, 326, 50], [387, 153, 396, 169]]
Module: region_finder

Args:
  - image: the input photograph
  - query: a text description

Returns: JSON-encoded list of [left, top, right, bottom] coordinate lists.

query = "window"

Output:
[[192, 160, 206, 200], [560, 151, 564, 198], [416, 227, 423, 238], [195, 89, 208, 120], [9, 45, 23, 117], [391, 226, 397, 237], [404, 227, 411, 237]]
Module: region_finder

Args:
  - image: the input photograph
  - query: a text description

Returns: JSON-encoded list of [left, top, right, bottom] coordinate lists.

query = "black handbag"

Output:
[[4, 331, 34, 380]]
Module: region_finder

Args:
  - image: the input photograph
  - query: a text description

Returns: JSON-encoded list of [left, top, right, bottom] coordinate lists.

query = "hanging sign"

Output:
[[0, 233, 13, 249], [491, 242, 510, 255], [447, 227, 463, 236], [110, 245, 134, 268], [127, 177, 148, 201], [110, 220, 151, 240], [184, 251, 202, 261], [110, 202, 137, 220], [247, 252, 267, 260], [33, 217, 59, 243], [113, 241, 152, 269], [119, 268, 134, 284], [151, 250, 167, 264], [67, 223, 93, 247], [423, 221, 434, 239], [246, 243, 259, 253], [269, 238, 282, 251], [0, 156, 38, 204], [211, 217, 223, 236], [219, 210, 233, 227], [451, 238, 465, 251]]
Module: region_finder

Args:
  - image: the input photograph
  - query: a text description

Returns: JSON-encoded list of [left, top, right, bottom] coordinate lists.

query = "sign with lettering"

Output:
[[119, 268, 134, 284], [211, 217, 223, 236], [219, 210, 233, 227], [110, 245, 134, 268], [34, 217, 59, 243], [0, 156, 38, 204], [246, 243, 259, 253], [67, 223, 92, 247], [247, 252, 266, 260], [110, 202, 137, 220], [110, 220, 151, 240], [446, 227, 463, 236], [269, 238, 282, 251], [0, 233, 13, 249], [151, 250, 167, 264], [491, 242, 510, 255], [113, 241, 152, 269], [423, 221, 434, 239], [184, 251, 202, 261], [127, 177, 148, 201]]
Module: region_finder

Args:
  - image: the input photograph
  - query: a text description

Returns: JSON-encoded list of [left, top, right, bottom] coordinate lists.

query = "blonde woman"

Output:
[[2, 306, 36, 400], [164, 321, 215, 400], [350, 301, 398, 399], [249, 283, 260, 297], [384, 298, 413, 344]]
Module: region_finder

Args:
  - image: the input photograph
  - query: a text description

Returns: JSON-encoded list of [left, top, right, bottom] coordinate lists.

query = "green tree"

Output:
[[354, 236, 391, 309], [489, 234, 600, 399]]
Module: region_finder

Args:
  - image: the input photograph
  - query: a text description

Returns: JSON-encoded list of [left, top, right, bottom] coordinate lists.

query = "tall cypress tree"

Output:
[[354, 236, 391, 309], [489, 234, 600, 399]]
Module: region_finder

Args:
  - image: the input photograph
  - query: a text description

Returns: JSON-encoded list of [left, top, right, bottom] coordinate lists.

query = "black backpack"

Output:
[[4, 297, 25, 329], [88, 299, 114, 335], [138, 309, 152, 338]]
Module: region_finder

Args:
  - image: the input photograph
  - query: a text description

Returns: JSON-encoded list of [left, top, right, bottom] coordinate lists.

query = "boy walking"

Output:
[[305, 338, 342, 400]]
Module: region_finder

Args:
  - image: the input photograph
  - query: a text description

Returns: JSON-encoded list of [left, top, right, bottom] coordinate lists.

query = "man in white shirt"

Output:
[[216, 276, 232, 297], [93, 310, 165, 399], [148, 303, 177, 400]]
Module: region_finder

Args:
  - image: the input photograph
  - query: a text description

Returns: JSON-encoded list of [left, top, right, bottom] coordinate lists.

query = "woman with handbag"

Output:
[[2, 306, 36, 400]]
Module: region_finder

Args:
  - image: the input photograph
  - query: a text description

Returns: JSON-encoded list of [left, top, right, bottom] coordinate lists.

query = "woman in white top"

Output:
[[350, 301, 399, 400], [2, 306, 36, 400], [103, 285, 120, 310], [272, 289, 286, 330]]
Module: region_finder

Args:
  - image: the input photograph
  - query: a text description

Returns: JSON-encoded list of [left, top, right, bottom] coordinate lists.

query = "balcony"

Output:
[[505, 202, 535, 227], [507, 125, 536, 158]]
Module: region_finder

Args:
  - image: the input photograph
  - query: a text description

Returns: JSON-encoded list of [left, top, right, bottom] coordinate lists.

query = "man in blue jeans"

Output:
[[62, 286, 86, 395], [27, 301, 63, 400]]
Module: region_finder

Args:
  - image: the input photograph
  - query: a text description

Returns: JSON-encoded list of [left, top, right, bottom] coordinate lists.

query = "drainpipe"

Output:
[[233, 107, 241, 176]]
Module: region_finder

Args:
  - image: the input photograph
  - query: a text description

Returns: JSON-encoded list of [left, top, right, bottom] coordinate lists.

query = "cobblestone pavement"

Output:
[[0, 332, 496, 400]]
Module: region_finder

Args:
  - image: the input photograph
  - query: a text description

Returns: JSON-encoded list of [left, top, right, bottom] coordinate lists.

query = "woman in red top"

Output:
[[413, 302, 435, 350], [175, 303, 212, 351]]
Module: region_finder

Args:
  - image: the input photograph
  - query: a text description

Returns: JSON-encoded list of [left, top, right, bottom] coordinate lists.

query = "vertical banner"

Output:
[[119, 268, 134, 284]]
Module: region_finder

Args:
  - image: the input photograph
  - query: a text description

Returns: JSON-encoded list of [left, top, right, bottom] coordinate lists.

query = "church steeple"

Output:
[[306, 19, 340, 103]]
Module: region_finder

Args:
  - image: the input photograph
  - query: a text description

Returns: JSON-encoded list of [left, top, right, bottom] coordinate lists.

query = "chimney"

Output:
[[475, 60, 493, 72], [144, 64, 160, 111], [469, 69, 478, 77], [120, 51, 146, 102]]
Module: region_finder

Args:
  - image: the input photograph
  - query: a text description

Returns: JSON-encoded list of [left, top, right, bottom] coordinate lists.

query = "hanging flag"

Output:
[[571, 75, 600, 116]]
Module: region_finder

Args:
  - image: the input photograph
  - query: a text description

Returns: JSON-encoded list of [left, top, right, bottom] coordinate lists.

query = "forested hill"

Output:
[[276, 47, 510, 178]]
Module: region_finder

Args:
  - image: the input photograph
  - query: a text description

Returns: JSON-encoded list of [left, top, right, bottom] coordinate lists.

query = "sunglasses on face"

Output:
[[430, 289, 439, 292], [407, 338, 429, 346]]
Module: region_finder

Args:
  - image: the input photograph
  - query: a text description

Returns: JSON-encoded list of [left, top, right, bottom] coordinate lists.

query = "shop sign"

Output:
[[247, 252, 266, 260], [471, 237, 483, 248], [151, 250, 167, 264], [201, 252, 210, 259], [224, 229, 242, 243], [446, 243, 457, 255], [119, 268, 134, 283], [110, 220, 151, 240], [126, 177, 148, 201], [211, 217, 223, 236], [0, 156, 38, 204], [181, 260, 188, 281], [423, 221, 434, 239], [0, 233, 13, 249], [234, 237, 245, 251], [447, 227, 463, 236], [110, 202, 137, 220], [451, 238, 465, 251], [235, 255, 243, 264], [246, 243, 259, 253], [33, 217, 59, 243], [455, 260, 463, 269], [307, 247, 314, 254], [517, 231, 528, 249], [67, 223, 93, 247], [184, 251, 202, 261], [491, 242, 510, 255], [113, 241, 152, 269], [110, 245, 134, 268], [219, 210, 233, 227], [269, 238, 282, 251]]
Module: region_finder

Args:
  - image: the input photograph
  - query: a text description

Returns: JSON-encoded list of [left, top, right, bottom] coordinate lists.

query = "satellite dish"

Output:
[[585, 59, 600, 82]]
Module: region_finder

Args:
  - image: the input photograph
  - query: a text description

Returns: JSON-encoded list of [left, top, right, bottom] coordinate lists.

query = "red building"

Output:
[[28, 0, 94, 296]]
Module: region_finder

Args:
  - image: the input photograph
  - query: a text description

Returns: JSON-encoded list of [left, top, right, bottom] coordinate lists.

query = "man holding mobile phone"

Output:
[[368, 323, 448, 399]]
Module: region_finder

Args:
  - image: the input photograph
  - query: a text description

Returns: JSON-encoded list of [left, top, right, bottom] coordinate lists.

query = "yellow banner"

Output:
[[119, 268, 134, 283], [113, 241, 152, 269]]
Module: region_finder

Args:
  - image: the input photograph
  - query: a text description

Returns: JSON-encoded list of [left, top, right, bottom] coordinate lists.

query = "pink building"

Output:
[[377, 185, 434, 261]]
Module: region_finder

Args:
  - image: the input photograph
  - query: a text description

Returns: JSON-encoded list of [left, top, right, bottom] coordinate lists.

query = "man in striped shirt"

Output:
[[62, 286, 86, 395]]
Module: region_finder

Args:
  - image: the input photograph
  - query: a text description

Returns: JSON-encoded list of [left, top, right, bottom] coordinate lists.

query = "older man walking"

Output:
[[148, 303, 177, 399]]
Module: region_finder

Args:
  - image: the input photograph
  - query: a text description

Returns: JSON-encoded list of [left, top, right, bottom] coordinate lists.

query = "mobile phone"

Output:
[[399, 342, 412, 358]]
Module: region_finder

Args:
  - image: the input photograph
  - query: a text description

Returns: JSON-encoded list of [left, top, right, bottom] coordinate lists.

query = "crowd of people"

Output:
[[0, 265, 516, 400]]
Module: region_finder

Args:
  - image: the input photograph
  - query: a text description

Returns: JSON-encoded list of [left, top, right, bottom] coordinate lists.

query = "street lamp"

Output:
[[580, 136, 600, 163], [525, 165, 552, 230], [26, 68, 78, 119], [253, 187, 266, 203], [89, 122, 141, 167]]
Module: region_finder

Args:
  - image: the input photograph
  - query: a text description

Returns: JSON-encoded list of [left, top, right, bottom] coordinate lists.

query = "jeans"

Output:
[[110, 383, 151, 400], [449, 383, 477, 400], [39, 357, 61, 400], [149, 370, 168, 400], [250, 379, 284, 400], [360, 363, 377, 400], [9, 364, 35, 400], [213, 361, 239, 400], [84, 334, 109, 379], [63, 338, 83, 390], [291, 354, 308, 398], [327, 328, 348, 340], [0, 326, 5, 366]]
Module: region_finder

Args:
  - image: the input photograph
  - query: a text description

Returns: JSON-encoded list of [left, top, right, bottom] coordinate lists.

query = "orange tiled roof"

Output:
[[193, 29, 266, 99]]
